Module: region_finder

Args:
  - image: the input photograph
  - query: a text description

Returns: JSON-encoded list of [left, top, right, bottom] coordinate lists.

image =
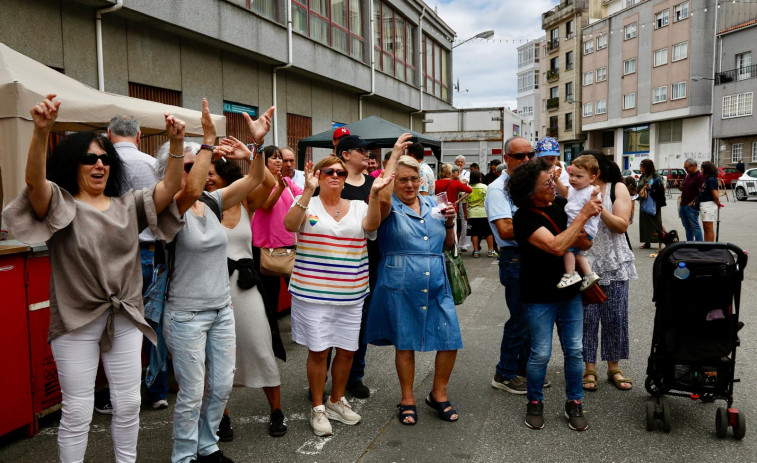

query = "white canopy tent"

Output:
[[0, 41, 226, 208]]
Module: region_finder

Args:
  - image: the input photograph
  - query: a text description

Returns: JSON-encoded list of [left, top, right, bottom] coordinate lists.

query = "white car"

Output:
[[734, 168, 757, 201]]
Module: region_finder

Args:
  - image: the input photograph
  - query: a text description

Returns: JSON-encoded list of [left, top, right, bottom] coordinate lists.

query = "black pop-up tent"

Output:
[[296, 116, 441, 168]]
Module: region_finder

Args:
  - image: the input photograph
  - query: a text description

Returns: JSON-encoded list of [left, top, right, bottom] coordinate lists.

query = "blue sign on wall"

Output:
[[223, 101, 258, 116]]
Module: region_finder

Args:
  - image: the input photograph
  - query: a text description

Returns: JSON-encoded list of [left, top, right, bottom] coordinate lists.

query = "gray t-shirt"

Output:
[[167, 190, 231, 311]]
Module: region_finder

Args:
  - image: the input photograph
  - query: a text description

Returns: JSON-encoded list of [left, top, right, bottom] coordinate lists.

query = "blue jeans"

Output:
[[526, 296, 584, 402], [679, 204, 703, 241], [163, 306, 236, 463], [140, 249, 168, 402], [495, 248, 530, 380]]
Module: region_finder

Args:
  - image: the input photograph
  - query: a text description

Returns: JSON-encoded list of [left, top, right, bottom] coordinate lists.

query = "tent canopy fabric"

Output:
[[296, 116, 441, 166], [0, 41, 226, 205]]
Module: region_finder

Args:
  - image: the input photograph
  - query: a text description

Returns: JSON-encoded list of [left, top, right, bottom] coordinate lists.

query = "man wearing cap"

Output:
[[408, 142, 435, 196], [535, 137, 569, 198], [332, 127, 351, 153], [486, 137, 546, 394]]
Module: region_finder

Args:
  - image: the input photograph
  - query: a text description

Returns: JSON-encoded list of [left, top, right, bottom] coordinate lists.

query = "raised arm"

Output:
[[528, 197, 602, 256], [217, 136, 275, 211], [152, 114, 185, 214], [379, 133, 414, 220], [175, 98, 216, 215], [284, 161, 316, 232], [363, 172, 395, 232], [25, 94, 60, 219]]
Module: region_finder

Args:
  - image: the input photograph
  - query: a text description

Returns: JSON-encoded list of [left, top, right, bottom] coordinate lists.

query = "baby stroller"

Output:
[[645, 242, 747, 439]]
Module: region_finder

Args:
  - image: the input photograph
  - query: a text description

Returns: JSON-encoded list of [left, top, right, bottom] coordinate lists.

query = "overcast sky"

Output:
[[433, 0, 559, 111]]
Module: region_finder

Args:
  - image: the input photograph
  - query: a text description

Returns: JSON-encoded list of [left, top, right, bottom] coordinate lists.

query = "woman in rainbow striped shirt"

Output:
[[283, 155, 394, 437]]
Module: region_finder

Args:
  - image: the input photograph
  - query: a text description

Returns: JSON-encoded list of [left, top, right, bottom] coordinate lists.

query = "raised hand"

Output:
[[219, 136, 252, 161], [164, 113, 186, 142], [392, 133, 414, 158], [244, 106, 275, 145], [303, 161, 318, 191], [200, 98, 217, 144], [370, 172, 395, 195], [276, 172, 288, 189], [30, 94, 61, 133]]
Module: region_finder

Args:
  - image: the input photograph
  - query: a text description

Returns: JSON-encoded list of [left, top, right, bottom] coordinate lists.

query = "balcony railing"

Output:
[[547, 68, 560, 81], [547, 126, 559, 137], [547, 38, 560, 52], [716, 64, 757, 84], [547, 97, 560, 110]]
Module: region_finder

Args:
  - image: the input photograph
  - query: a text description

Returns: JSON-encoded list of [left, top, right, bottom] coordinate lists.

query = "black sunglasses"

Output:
[[321, 167, 348, 178], [183, 162, 194, 173], [80, 153, 111, 166], [508, 151, 536, 161]]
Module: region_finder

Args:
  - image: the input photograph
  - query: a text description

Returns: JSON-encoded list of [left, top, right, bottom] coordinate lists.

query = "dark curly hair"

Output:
[[701, 161, 718, 179], [579, 149, 623, 183], [211, 159, 243, 187], [506, 158, 550, 209], [47, 131, 125, 197]]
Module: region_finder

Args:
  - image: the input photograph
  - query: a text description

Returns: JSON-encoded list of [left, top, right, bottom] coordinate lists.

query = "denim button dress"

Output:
[[366, 194, 463, 352]]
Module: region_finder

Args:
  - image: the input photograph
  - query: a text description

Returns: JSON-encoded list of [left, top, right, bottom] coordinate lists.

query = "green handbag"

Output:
[[444, 248, 472, 305]]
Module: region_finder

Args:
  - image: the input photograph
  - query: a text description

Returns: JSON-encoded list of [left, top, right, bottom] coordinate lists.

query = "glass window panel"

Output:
[[442, 86, 448, 101], [406, 24, 415, 65], [395, 17, 405, 62], [311, 15, 329, 44], [253, 0, 276, 19], [383, 52, 394, 75], [425, 39, 432, 75], [441, 50, 447, 85], [349, 0, 362, 35], [426, 77, 433, 92], [332, 26, 348, 53], [373, 0, 381, 48], [407, 67, 415, 85], [395, 60, 404, 80], [293, 4, 308, 34], [311, 0, 329, 16], [374, 47, 382, 70], [383, 7, 393, 53], [351, 37, 364, 60], [435, 44, 441, 83], [332, 0, 347, 26]]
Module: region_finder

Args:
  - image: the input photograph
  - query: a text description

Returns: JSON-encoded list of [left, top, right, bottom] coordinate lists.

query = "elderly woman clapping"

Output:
[[2, 94, 186, 462], [365, 134, 461, 426]]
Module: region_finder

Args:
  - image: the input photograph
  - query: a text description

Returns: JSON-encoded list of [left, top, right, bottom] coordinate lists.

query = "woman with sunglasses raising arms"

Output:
[[283, 155, 393, 437], [2, 94, 186, 462]]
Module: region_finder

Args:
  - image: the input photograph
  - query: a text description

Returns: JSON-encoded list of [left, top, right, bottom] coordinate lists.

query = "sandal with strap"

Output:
[[582, 370, 598, 392], [397, 404, 418, 426], [607, 369, 633, 390], [425, 392, 459, 422]]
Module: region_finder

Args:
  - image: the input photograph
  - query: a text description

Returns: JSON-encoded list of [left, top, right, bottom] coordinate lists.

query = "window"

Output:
[[293, 0, 365, 59], [624, 23, 637, 40], [252, 0, 277, 19], [624, 93, 636, 109], [596, 34, 607, 50], [752, 142, 757, 162], [566, 20, 575, 39], [595, 99, 607, 115], [518, 44, 537, 67], [583, 40, 594, 55], [583, 102, 594, 117], [736, 52, 752, 80], [550, 86, 559, 99], [550, 56, 559, 71], [732, 144, 743, 163], [655, 9, 669, 29], [658, 120, 683, 143], [128, 82, 182, 156], [623, 58, 636, 75], [722, 92, 754, 118], [674, 2, 689, 21], [672, 42, 688, 61], [672, 81, 687, 100], [517, 70, 537, 93], [583, 71, 594, 86], [548, 27, 559, 50], [653, 86, 667, 104], [422, 34, 450, 100], [565, 112, 573, 131], [623, 125, 650, 153], [565, 51, 573, 70], [374, 1, 416, 83], [653, 48, 668, 67], [565, 82, 573, 102], [596, 66, 607, 82]]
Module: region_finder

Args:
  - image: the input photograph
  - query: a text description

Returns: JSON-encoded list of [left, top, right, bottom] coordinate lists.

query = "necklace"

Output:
[[335, 209, 341, 217]]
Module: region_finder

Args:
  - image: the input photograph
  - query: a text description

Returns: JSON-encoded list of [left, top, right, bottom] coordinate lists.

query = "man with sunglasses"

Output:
[[486, 137, 548, 395]]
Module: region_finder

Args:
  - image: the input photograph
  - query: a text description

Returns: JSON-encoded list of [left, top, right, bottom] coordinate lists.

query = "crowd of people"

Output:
[[3, 93, 650, 461]]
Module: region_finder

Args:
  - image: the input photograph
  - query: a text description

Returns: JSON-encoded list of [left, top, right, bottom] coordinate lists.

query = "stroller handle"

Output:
[[663, 241, 748, 271]]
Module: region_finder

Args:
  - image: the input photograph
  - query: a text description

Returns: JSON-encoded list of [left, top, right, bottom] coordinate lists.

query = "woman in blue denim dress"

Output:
[[366, 135, 460, 426]]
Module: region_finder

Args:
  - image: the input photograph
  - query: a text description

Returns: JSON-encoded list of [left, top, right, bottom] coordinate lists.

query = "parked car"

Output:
[[734, 168, 757, 201], [621, 169, 641, 181], [718, 166, 742, 188], [659, 168, 686, 188]]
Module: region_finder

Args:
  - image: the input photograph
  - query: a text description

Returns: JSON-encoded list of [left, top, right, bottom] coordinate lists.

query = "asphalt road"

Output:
[[1, 191, 755, 463]]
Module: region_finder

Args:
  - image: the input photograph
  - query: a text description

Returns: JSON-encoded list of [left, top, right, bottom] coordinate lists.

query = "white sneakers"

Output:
[[580, 272, 600, 292], [556, 271, 601, 292], [310, 397, 362, 436]]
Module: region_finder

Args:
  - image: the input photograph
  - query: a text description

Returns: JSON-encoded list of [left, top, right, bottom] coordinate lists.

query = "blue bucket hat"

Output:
[[536, 136, 560, 158]]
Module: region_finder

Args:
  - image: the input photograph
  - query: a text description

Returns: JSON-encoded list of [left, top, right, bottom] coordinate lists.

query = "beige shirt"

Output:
[[2, 183, 183, 351]]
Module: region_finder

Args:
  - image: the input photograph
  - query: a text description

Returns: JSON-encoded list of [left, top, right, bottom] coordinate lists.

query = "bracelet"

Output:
[[200, 144, 214, 152], [294, 200, 308, 210], [445, 223, 455, 229], [168, 151, 184, 159]]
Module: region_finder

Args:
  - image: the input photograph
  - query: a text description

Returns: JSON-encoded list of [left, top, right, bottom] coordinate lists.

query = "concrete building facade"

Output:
[[516, 37, 545, 145], [0, 0, 455, 161], [580, 0, 717, 171]]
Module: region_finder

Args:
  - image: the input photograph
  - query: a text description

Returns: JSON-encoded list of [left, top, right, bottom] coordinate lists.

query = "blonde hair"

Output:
[[396, 155, 420, 175], [314, 155, 346, 173], [438, 163, 453, 179], [572, 154, 599, 175]]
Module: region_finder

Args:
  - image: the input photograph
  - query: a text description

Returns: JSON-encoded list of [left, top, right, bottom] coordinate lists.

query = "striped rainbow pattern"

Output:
[[289, 232, 370, 304]]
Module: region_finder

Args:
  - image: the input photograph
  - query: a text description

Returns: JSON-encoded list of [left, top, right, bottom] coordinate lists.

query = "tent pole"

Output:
[[95, 0, 123, 92]]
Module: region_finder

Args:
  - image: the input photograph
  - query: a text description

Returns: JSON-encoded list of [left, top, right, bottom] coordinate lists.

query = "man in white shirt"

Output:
[[281, 146, 305, 189], [455, 155, 470, 184]]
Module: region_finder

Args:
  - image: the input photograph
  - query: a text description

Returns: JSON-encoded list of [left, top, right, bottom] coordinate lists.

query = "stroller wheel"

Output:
[[732, 411, 746, 440], [646, 401, 656, 431], [645, 376, 663, 397], [715, 407, 728, 438], [661, 401, 672, 433]]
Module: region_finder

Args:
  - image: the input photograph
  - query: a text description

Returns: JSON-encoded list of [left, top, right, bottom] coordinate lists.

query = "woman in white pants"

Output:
[[2, 95, 186, 462]]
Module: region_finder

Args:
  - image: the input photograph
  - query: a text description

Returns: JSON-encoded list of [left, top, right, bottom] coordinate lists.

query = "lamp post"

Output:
[[452, 30, 494, 49]]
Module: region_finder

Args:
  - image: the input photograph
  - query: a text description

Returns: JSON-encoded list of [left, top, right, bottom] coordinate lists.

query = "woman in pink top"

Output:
[[252, 145, 304, 316]]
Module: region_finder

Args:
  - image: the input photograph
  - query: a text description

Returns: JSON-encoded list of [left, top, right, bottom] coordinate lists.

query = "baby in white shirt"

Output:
[[558, 154, 601, 291]]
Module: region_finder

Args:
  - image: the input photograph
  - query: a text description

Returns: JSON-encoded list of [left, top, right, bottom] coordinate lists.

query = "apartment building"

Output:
[[0, 0, 455, 162], [539, 0, 604, 163], [580, 0, 717, 171], [516, 37, 545, 145], [713, 5, 757, 169]]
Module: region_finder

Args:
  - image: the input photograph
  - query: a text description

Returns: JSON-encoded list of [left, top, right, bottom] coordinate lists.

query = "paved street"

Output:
[[1, 191, 755, 463]]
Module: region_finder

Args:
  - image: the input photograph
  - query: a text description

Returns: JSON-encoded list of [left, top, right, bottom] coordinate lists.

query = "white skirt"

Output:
[[290, 296, 363, 352]]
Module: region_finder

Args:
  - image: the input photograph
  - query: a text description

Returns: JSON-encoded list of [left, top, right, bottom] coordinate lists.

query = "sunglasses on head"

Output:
[[183, 162, 194, 173], [508, 151, 536, 161], [321, 167, 348, 178], [80, 153, 111, 166]]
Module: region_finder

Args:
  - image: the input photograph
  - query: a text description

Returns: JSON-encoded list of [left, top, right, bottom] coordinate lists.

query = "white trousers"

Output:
[[50, 312, 143, 463]]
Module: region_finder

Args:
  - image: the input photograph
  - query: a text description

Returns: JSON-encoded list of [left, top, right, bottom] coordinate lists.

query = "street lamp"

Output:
[[692, 75, 715, 81], [452, 30, 494, 49]]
